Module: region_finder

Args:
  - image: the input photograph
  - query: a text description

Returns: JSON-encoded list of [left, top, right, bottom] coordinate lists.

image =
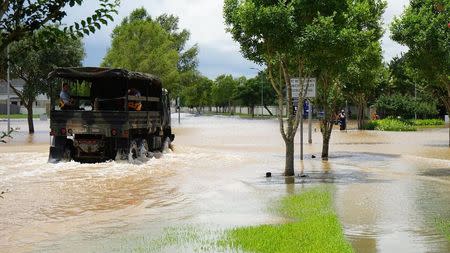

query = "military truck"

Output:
[[48, 67, 174, 163]]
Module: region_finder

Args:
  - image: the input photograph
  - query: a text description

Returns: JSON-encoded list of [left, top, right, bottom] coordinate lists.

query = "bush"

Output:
[[362, 120, 378, 130], [409, 119, 445, 126], [364, 117, 416, 131]]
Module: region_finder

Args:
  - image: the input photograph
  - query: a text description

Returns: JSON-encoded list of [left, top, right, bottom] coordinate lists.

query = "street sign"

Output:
[[290, 77, 316, 99]]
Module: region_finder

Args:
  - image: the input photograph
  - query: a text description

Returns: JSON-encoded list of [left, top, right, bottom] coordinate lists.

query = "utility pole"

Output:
[[177, 97, 180, 124], [261, 80, 264, 117], [308, 100, 312, 144], [300, 101, 303, 161], [414, 84, 417, 120], [6, 45, 11, 132]]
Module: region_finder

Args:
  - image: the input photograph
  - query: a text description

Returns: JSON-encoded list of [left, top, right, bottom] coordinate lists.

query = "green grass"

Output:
[[124, 187, 352, 253], [220, 187, 353, 253], [435, 218, 450, 241], [0, 114, 39, 119]]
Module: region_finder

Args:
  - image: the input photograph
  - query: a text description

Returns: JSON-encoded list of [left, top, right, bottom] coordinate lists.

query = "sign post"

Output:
[[290, 78, 316, 161], [6, 45, 10, 132], [177, 97, 180, 124], [308, 100, 313, 144]]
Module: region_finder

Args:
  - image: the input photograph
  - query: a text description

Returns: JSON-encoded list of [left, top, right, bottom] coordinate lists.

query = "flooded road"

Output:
[[0, 115, 449, 252]]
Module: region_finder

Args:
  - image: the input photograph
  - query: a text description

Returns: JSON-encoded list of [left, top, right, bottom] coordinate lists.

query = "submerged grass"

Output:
[[127, 187, 352, 252], [220, 187, 353, 253], [435, 218, 450, 241], [125, 226, 223, 253]]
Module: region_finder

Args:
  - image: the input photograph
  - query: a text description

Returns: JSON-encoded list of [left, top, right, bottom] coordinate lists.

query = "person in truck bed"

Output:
[[59, 83, 75, 110], [127, 88, 142, 111]]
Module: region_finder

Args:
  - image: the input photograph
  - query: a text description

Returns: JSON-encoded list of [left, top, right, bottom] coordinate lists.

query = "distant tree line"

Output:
[[179, 71, 276, 117]]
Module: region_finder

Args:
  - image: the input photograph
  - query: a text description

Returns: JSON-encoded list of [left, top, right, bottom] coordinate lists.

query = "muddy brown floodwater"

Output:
[[0, 115, 449, 252]]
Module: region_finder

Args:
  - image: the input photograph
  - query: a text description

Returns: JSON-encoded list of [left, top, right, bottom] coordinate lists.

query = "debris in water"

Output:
[[312, 155, 316, 158], [266, 172, 272, 178]]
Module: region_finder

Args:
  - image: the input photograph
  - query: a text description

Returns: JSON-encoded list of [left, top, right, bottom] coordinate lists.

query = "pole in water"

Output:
[[177, 96, 180, 124], [300, 103, 304, 161], [6, 45, 10, 132], [308, 101, 312, 144]]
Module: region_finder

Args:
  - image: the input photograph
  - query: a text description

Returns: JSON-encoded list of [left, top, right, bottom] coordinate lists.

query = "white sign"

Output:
[[290, 77, 316, 98]]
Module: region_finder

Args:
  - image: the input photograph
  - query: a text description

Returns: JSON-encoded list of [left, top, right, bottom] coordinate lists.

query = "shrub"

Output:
[[409, 119, 445, 126], [362, 120, 378, 130], [365, 117, 416, 131]]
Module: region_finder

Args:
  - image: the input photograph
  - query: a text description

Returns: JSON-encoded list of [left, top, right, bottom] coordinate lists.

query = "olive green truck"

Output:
[[48, 67, 174, 163]]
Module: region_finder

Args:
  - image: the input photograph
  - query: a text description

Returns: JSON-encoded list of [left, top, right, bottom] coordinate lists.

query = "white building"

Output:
[[0, 79, 49, 115]]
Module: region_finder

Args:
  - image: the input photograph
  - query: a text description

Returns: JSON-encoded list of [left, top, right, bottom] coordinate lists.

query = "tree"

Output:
[[102, 9, 180, 91], [234, 77, 258, 117], [224, 0, 386, 175], [224, 0, 313, 175], [383, 54, 441, 119], [391, 0, 450, 145], [375, 93, 438, 118], [211, 74, 237, 113], [388, 55, 420, 95], [343, 42, 384, 129], [305, 0, 386, 158], [156, 13, 199, 73], [0, 0, 119, 51], [7, 27, 84, 133], [155, 12, 200, 96], [181, 74, 213, 113]]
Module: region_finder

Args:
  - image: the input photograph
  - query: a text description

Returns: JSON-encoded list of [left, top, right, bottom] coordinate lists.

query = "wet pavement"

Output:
[[0, 115, 449, 252]]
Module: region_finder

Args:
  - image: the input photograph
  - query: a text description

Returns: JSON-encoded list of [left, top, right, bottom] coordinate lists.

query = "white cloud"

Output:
[[381, 0, 410, 61], [63, 0, 412, 78]]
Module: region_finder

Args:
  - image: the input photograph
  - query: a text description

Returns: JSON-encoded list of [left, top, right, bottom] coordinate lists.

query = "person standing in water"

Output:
[[338, 109, 346, 130]]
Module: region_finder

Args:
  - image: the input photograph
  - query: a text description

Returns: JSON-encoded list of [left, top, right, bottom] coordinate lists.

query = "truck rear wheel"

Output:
[[61, 146, 72, 162], [139, 139, 151, 160], [128, 139, 139, 162]]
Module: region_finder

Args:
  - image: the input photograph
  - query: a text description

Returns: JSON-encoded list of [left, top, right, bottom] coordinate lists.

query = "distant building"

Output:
[[0, 79, 49, 115]]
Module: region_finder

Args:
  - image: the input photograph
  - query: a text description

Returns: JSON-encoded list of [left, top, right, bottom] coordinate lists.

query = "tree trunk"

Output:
[[264, 104, 273, 116], [321, 120, 333, 160], [284, 138, 295, 176], [357, 102, 365, 130], [251, 106, 255, 118], [26, 104, 34, 134], [441, 93, 450, 147]]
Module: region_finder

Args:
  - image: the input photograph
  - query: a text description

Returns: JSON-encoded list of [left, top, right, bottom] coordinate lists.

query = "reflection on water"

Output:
[[0, 115, 449, 252]]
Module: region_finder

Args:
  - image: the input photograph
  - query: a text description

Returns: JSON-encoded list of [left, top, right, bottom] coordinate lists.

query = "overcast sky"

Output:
[[65, 0, 410, 79]]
